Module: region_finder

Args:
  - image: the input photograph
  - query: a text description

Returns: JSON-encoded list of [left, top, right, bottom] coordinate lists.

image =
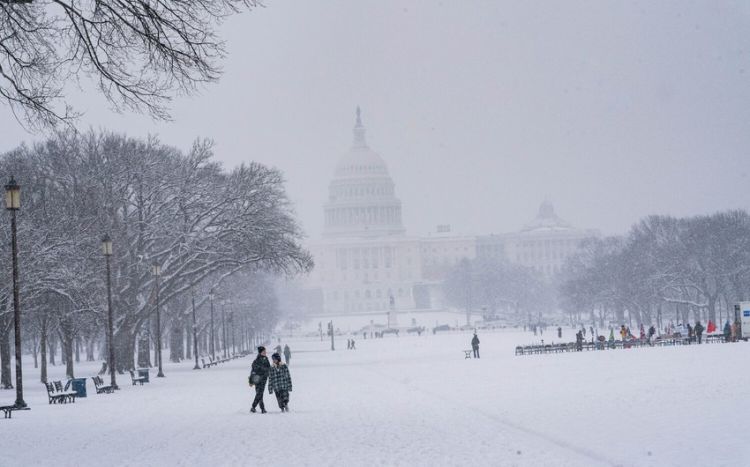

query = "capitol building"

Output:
[[305, 109, 597, 321]]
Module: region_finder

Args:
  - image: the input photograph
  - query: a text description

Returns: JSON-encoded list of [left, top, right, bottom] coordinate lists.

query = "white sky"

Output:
[[1, 0, 749, 239]]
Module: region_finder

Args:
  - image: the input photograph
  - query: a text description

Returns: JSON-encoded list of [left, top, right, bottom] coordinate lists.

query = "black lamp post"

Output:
[[209, 291, 215, 360], [5, 177, 25, 408], [151, 262, 164, 377], [101, 234, 118, 390]]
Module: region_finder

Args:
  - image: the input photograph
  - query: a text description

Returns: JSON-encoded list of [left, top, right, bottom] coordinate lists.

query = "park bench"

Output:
[[53, 381, 78, 403], [92, 376, 114, 394], [129, 370, 147, 386], [1, 404, 29, 419], [463, 349, 472, 359], [44, 382, 66, 404]]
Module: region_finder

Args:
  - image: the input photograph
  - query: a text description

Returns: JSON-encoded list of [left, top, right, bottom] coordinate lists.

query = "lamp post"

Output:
[[209, 292, 215, 360], [190, 288, 200, 370], [101, 234, 118, 390], [151, 262, 164, 377], [5, 177, 25, 408]]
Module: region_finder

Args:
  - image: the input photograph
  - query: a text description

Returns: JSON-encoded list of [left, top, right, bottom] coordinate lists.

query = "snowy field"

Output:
[[2, 329, 749, 467]]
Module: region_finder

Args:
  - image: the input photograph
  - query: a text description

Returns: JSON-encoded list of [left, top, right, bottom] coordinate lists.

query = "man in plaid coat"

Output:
[[269, 353, 293, 412]]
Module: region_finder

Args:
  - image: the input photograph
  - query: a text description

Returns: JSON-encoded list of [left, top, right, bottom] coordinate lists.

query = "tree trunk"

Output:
[[707, 295, 717, 324], [137, 332, 151, 368], [0, 325, 13, 389], [75, 336, 81, 363], [185, 321, 192, 359], [86, 334, 95, 362], [61, 333, 75, 379], [31, 333, 39, 369], [49, 336, 57, 366], [170, 321, 184, 363], [40, 320, 48, 384]]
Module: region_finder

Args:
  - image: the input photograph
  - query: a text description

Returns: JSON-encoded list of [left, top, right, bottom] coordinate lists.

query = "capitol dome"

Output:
[[521, 199, 572, 232], [323, 108, 405, 238]]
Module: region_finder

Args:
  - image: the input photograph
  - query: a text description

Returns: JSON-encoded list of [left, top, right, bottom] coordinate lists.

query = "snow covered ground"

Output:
[[3, 329, 749, 467]]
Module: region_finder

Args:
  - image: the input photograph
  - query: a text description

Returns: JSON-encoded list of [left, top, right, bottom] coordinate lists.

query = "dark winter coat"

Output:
[[471, 335, 480, 349], [250, 355, 271, 384], [694, 323, 705, 336], [268, 364, 293, 394]]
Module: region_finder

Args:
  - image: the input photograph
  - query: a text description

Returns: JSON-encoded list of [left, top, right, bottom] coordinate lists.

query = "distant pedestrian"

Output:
[[249, 346, 270, 414], [557, 326, 562, 338], [351, 338, 356, 350], [694, 321, 704, 344], [283, 344, 291, 365], [268, 353, 292, 412], [687, 323, 694, 344], [346, 339, 351, 350], [723, 321, 731, 342], [575, 331, 583, 351], [620, 325, 627, 341], [274, 344, 282, 355], [471, 333, 480, 358]]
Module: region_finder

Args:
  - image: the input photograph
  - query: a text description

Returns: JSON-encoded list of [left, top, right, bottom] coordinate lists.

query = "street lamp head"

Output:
[[101, 234, 113, 256], [4, 176, 20, 210], [151, 262, 161, 276]]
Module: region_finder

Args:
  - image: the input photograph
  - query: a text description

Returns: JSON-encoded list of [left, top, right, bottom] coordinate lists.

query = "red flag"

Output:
[[707, 320, 716, 333]]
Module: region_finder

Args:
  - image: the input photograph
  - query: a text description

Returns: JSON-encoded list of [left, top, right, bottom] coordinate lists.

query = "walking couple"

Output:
[[249, 346, 293, 413]]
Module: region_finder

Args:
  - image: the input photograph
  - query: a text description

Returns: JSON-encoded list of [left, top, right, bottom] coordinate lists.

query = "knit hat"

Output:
[[271, 353, 282, 362], [257, 346, 266, 353]]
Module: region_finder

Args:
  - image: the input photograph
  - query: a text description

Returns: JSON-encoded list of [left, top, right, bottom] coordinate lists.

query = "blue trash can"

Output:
[[67, 378, 87, 398], [137, 368, 150, 383]]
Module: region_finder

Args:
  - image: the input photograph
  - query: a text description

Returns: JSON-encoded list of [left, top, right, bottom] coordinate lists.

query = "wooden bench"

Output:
[[92, 376, 114, 394], [1, 405, 29, 419], [44, 381, 76, 404], [463, 349, 472, 359], [129, 370, 147, 386], [53, 381, 78, 403]]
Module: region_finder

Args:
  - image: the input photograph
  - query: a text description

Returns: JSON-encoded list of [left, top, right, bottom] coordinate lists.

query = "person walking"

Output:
[[557, 326, 562, 338], [283, 344, 291, 365], [471, 333, 480, 358], [694, 321, 705, 344], [723, 321, 732, 343], [249, 346, 271, 413], [350, 338, 356, 350], [687, 323, 694, 344], [268, 353, 293, 412]]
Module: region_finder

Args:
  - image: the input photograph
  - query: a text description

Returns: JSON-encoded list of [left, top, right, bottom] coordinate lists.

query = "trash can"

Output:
[[137, 368, 150, 383], [67, 378, 87, 398]]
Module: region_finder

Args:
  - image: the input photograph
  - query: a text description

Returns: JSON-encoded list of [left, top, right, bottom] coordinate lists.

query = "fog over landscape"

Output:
[[2, 2, 750, 466], [3, 0, 748, 237]]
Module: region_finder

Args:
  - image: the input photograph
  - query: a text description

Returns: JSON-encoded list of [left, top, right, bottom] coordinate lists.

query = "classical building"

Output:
[[307, 109, 422, 315], [476, 200, 598, 277], [306, 109, 597, 318]]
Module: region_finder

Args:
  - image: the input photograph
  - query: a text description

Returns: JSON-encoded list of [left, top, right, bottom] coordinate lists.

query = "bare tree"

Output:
[[0, 0, 260, 129]]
